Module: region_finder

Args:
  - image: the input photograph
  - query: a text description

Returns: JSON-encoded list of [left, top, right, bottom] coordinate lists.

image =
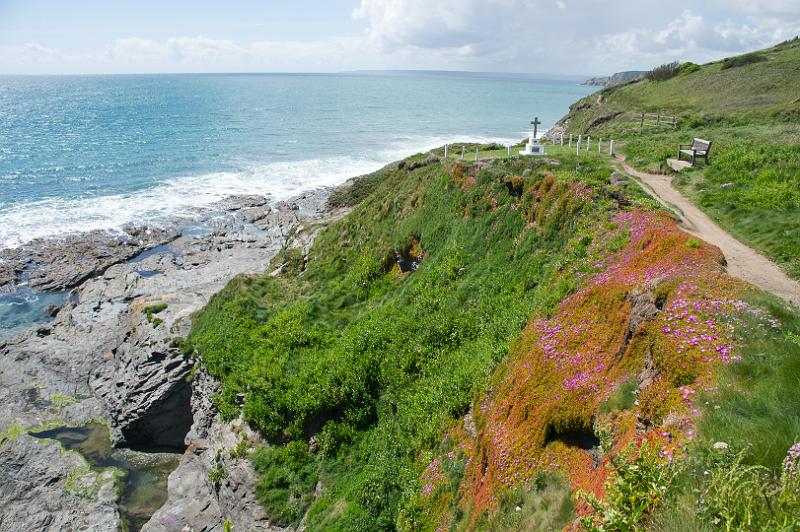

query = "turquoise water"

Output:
[[0, 72, 594, 248], [31, 423, 181, 532]]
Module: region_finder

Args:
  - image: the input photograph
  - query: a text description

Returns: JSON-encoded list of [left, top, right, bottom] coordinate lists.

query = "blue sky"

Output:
[[0, 1, 362, 47], [1, 0, 799, 75]]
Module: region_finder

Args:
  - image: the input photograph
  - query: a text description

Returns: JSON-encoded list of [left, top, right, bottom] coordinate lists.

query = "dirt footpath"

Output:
[[616, 156, 800, 307]]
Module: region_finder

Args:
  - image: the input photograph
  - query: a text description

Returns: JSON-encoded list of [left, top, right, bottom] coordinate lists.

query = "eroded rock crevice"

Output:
[[544, 424, 601, 451], [121, 377, 194, 451]]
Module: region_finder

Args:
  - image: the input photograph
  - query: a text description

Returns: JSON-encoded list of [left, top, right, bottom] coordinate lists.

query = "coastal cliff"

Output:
[[581, 70, 645, 88], [1, 39, 799, 532], [1, 140, 798, 531], [0, 190, 334, 531], [179, 140, 800, 529]]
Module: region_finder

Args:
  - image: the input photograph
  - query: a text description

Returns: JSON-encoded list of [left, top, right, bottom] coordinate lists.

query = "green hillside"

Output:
[[551, 38, 800, 279], [184, 143, 800, 530], [177, 39, 800, 532]]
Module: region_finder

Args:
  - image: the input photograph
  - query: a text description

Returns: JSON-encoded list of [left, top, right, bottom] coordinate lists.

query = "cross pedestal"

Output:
[[520, 116, 546, 156]]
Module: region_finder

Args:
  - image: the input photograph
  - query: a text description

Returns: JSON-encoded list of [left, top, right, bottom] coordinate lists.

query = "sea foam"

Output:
[[0, 135, 515, 249]]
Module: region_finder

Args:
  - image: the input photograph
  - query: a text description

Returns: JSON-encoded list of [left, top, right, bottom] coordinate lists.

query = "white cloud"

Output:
[[105, 38, 170, 63], [721, 0, 800, 16], [590, 8, 799, 70], [0, 42, 69, 64], [1, 1, 799, 75]]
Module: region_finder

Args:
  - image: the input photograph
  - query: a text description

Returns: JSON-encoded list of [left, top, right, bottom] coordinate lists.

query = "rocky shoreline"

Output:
[[0, 188, 343, 532]]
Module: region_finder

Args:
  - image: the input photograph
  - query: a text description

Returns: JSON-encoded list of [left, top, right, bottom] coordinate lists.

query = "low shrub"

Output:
[[645, 61, 681, 81], [252, 441, 318, 526], [208, 463, 228, 488], [721, 52, 767, 70], [143, 303, 168, 326], [679, 62, 701, 75], [579, 440, 679, 531]]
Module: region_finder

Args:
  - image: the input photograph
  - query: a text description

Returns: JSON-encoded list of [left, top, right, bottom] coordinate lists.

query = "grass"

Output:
[[183, 41, 800, 527], [0, 422, 26, 446], [50, 392, 77, 410], [143, 303, 168, 327], [550, 39, 800, 280], [463, 474, 575, 531], [651, 294, 800, 530], [620, 122, 800, 279], [187, 147, 655, 529]]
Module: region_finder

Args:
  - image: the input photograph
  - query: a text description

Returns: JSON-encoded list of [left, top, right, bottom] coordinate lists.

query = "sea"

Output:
[[0, 72, 595, 249]]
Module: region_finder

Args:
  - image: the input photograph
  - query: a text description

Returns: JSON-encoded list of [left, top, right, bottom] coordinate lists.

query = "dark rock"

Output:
[[0, 188, 334, 531], [610, 171, 629, 186], [210, 194, 269, 211], [0, 435, 120, 531], [1, 226, 180, 292]]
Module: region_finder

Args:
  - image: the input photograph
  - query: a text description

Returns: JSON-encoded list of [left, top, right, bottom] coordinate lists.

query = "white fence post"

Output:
[[569, 134, 573, 147], [577, 138, 581, 156], [609, 140, 615, 156], [598, 138, 602, 153], [587, 136, 591, 152], [444, 144, 448, 158], [560, 133, 564, 146], [461, 146, 465, 160], [507, 144, 511, 159]]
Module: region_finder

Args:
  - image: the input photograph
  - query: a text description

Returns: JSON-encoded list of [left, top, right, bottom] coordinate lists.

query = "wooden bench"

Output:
[[678, 138, 712, 166]]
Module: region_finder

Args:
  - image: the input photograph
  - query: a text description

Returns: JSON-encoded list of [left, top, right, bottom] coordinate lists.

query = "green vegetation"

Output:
[[143, 303, 168, 326], [65, 465, 117, 501], [555, 39, 800, 279], [182, 39, 800, 530], [50, 392, 77, 410], [722, 52, 767, 70], [252, 441, 318, 524], [644, 61, 681, 81], [650, 296, 800, 530], [229, 439, 251, 459], [598, 377, 637, 415], [0, 422, 26, 446], [461, 474, 574, 531], [580, 440, 679, 531], [187, 147, 659, 528], [208, 462, 228, 488]]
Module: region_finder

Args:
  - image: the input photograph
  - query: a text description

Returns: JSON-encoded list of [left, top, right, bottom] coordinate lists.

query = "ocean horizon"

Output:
[[0, 71, 595, 249]]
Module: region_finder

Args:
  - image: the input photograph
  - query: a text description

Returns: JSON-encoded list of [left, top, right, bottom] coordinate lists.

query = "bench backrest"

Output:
[[692, 138, 711, 152]]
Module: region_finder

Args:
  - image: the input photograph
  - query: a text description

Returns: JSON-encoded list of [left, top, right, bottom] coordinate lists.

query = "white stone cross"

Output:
[[531, 117, 542, 140]]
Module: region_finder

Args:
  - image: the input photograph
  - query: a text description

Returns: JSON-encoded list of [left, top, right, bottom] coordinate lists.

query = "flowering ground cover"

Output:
[[412, 206, 797, 530], [186, 145, 800, 530]]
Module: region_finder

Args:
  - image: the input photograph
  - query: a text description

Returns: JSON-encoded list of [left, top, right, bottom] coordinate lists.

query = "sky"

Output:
[[1, 0, 799, 76]]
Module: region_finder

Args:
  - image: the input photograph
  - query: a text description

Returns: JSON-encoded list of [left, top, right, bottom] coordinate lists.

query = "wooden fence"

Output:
[[640, 112, 677, 129]]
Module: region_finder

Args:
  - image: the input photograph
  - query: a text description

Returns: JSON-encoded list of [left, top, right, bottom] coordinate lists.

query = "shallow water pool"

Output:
[[31, 423, 182, 532]]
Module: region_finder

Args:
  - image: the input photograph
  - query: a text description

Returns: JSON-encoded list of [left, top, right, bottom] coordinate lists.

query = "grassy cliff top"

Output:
[[549, 39, 800, 282], [562, 37, 800, 133], [185, 143, 800, 530]]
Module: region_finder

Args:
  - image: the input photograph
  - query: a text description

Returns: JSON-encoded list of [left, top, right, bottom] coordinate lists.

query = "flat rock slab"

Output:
[[0, 188, 337, 531], [667, 158, 693, 172]]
